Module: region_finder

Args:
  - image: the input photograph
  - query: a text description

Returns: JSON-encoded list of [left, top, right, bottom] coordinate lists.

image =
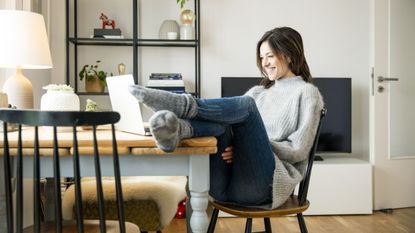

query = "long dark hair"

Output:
[[256, 27, 312, 88]]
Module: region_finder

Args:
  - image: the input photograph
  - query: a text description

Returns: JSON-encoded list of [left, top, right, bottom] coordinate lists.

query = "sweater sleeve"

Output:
[[244, 85, 263, 98], [270, 85, 323, 164]]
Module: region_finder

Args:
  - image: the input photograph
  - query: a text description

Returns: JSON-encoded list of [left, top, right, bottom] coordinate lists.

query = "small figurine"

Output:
[[99, 13, 116, 30], [118, 63, 126, 75], [85, 99, 98, 112]]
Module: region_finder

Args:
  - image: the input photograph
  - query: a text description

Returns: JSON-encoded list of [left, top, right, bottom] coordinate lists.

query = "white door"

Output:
[[371, 0, 415, 210]]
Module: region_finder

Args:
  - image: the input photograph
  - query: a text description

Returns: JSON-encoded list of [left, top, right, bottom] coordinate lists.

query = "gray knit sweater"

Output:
[[245, 76, 324, 208]]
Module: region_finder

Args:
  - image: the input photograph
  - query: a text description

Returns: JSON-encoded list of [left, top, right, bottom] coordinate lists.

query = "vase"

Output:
[[40, 89, 80, 111], [179, 9, 195, 40], [85, 76, 105, 93], [159, 20, 180, 39], [180, 24, 194, 40]]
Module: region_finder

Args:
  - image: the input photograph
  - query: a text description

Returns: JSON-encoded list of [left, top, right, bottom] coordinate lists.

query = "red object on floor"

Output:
[[175, 198, 187, 219]]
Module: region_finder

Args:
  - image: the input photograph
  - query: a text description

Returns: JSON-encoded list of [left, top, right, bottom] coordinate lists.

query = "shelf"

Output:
[[139, 39, 198, 47], [69, 37, 199, 47], [76, 91, 197, 96], [66, 0, 201, 97], [77, 92, 109, 96], [68, 38, 133, 46]]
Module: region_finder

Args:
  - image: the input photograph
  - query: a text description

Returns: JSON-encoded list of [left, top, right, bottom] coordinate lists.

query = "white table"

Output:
[[0, 127, 217, 233]]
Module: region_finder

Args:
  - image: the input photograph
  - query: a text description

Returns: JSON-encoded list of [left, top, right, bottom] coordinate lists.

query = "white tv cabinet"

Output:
[[219, 155, 373, 217], [304, 155, 372, 215]]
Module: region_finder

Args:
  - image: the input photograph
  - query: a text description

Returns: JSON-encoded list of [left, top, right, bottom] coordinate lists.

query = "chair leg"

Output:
[[297, 213, 308, 233], [157, 231, 162, 233], [264, 218, 272, 233], [245, 218, 253, 233], [207, 208, 220, 233]]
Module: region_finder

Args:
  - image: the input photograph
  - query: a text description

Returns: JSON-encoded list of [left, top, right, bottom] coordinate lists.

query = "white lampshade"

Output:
[[0, 10, 53, 109]]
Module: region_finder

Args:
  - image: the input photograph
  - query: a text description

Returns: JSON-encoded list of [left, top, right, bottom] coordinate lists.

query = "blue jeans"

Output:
[[189, 96, 275, 205]]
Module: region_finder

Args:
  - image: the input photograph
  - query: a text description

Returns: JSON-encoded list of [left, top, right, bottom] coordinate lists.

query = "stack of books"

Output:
[[93, 28, 123, 39], [146, 73, 185, 94]]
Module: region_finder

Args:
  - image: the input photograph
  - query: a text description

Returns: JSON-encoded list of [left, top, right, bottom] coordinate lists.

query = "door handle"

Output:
[[377, 76, 399, 82]]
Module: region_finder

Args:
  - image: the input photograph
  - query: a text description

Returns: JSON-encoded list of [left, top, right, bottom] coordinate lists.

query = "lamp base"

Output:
[[2, 68, 33, 109]]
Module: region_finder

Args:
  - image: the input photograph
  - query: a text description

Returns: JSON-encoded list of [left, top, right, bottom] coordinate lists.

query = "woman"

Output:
[[129, 27, 324, 209]]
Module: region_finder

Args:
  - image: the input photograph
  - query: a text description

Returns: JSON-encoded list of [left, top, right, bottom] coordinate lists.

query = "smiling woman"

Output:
[[259, 41, 295, 81], [127, 27, 324, 212]]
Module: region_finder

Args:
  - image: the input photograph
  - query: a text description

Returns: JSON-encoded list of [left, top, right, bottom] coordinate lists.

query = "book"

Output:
[[94, 28, 122, 37], [90, 35, 124, 39], [147, 79, 184, 87], [150, 73, 182, 80], [103, 35, 124, 39], [147, 86, 186, 94]]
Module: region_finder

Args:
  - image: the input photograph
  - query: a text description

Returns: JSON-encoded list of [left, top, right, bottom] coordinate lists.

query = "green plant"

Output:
[[78, 60, 108, 86], [177, 0, 189, 9]]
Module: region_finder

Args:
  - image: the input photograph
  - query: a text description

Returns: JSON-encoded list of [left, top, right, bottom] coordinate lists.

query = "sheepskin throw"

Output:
[[62, 176, 187, 228]]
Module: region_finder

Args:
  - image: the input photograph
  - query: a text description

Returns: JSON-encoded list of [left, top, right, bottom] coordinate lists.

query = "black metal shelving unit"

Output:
[[65, 0, 201, 97]]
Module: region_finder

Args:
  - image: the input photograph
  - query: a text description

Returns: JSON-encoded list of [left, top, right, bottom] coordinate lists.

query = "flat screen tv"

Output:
[[221, 77, 352, 154]]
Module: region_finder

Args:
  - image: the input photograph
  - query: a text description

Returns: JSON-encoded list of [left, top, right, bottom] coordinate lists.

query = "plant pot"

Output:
[[41, 89, 80, 132], [41, 90, 80, 111], [85, 76, 105, 93]]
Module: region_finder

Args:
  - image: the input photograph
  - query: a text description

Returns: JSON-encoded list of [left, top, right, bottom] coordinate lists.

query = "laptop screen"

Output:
[[106, 75, 148, 135]]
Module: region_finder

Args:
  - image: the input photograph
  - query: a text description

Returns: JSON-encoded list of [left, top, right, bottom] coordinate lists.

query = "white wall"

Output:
[[0, 0, 17, 96], [200, 0, 370, 159], [48, 0, 370, 158], [0, 1, 3, 92]]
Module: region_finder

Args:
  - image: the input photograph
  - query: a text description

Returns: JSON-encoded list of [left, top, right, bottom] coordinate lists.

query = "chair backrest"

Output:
[[0, 109, 127, 233], [297, 108, 327, 205]]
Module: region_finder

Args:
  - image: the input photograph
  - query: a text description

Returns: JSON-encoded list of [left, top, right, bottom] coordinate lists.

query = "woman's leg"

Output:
[[129, 85, 197, 118], [184, 118, 273, 204], [130, 87, 275, 203], [201, 120, 275, 205], [128, 85, 264, 124], [204, 125, 233, 201], [148, 110, 228, 152], [227, 122, 275, 205], [191, 98, 275, 205], [195, 96, 262, 124]]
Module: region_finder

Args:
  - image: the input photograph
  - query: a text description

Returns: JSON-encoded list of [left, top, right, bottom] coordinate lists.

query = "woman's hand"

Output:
[[221, 146, 233, 163]]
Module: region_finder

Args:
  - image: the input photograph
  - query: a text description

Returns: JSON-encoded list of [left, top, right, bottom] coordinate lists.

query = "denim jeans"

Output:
[[189, 96, 275, 205]]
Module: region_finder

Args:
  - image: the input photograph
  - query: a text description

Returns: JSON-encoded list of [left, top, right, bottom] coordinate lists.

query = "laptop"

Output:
[[106, 75, 151, 135]]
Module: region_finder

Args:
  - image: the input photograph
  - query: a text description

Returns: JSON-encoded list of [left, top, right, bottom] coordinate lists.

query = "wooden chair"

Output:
[[0, 109, 140, 233], [207, 108, 326, 233]]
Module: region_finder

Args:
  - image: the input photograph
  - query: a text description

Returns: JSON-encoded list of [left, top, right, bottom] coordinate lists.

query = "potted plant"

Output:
[[40, 84, 80, 111], [79, 60, 109, 93]]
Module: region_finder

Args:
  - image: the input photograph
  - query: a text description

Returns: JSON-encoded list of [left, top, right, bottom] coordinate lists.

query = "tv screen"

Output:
[[221, 77, 352, 153]]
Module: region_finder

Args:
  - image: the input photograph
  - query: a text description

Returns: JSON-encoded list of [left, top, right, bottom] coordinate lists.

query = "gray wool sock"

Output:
[[149, 110, 193, 152], [128, 85, 197, 119]]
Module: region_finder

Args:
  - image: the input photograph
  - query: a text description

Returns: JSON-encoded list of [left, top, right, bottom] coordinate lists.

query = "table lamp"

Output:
[[0, 10, 53, 109]]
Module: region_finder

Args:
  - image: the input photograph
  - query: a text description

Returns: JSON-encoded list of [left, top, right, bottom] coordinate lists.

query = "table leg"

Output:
[[0, 158, 7, 233], [188, 155, 209, 233], [189, 191, 208, 233]]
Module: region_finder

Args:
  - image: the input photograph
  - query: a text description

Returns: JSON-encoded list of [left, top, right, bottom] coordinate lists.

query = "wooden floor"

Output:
[[163, 207, 415, 233]]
